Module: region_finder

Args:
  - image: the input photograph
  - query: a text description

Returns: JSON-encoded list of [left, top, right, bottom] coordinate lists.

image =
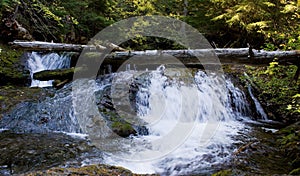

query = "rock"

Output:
[[212, 169, 232, 176], [20, 164, 156, 176], [96, 82, 148, 138], [0, 45, 31, 86], [0, 131, 93, 174], [111, 120, 137, 137], [0, 86, 53, 118]]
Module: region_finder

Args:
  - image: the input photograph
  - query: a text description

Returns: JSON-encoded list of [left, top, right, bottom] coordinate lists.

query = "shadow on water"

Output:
[[228, 120, 293, 175], [0, 130, 102, 175]]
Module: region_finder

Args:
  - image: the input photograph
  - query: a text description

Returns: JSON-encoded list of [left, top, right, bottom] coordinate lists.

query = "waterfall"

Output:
[[82, 67, 254, 175], [27, 52, 71, 87], [0, 65, 266, 175], [248, 86, 268, 120]]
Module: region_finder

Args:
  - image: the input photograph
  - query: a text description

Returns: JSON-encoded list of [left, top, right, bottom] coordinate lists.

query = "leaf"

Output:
[[263, 2, 275, 7], [212, 14, 226, 21], [246, 21, 269, 30], [226, 13, 241, 26], [292, 94, 300, 98], [281, 4, 297, 13]]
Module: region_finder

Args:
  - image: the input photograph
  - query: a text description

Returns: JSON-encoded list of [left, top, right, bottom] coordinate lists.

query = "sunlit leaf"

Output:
[[263, 2, 275, 7], [247, 21, 269, 30], [281, 4, 297, 13], [212, 14, 226, 21]]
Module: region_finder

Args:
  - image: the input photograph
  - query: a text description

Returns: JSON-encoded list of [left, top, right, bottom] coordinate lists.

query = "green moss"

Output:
[[22, 164, 148, 176], [245, 62, 300, 122], [112, 121, 134, 130], [212, 169, 232, 176], [0, 43, 29, 85], [111, 120, 137, 137], [101, 111, 137, 137], [33, 68, 75, 81], [84, 52, 102, 59], [0, 86, 54, 116]]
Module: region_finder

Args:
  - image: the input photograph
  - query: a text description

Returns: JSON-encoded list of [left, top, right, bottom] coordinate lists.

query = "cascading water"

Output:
[[79, 67, 255, 175], [248, 86, 268, 120], [27, 52, 71, 87], [0, 65, 267, 175]]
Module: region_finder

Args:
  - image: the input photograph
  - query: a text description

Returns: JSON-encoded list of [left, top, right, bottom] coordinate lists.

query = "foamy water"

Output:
[[80, 67, 254, 175]]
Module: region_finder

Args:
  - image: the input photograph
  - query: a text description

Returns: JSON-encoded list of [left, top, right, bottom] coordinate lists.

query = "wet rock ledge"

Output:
[[21, 164, 157, 176]]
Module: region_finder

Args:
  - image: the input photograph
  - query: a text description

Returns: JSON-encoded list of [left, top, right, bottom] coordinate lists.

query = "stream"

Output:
[[0, 52, 287, 175]]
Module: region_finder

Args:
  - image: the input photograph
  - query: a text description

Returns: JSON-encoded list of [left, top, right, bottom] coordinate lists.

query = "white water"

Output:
[[27, 52, 71, 87], [80, 67, 254, 175], [0, 128, 8, 132], [248, 86, 268, 120]]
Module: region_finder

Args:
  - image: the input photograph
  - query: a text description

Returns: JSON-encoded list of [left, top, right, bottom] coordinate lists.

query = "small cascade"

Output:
[[248, 86, 268, 120], [0, 77, 110, 134], [27, 52, 71, 87]]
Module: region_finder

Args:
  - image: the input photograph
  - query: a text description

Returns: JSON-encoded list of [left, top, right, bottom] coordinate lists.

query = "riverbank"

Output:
[[21, 164, 156, 176], [220, 63, 300, 175]]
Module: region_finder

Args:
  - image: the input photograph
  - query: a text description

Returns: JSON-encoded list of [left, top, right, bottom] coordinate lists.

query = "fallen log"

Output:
[[33, 67, 92, 81], [101, 48, 299, 65], [10, 40, 126, 52], [11, 41, 92, 52], [33, 68, 75, 81], [11, 41, 299, 65]]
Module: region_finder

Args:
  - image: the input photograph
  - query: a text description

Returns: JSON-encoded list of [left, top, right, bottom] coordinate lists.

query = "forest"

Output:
[[0, 0, 299, 49], [0, 0, 299, 175]]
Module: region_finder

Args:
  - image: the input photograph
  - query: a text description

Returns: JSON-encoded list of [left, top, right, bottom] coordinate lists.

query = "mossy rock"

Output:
[[0, 44, 30, 86], [0, 132, 92, 174], [212, 169, 232, 176], [0, 86, 54, 118], [111, 120, 137, 137], [103, 111, 137, 137], [21, 164, 155, 176]]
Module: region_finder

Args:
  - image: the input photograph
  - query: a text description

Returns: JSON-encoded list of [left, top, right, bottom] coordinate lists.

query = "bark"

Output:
[[33, 68, 75, 81], [11, 41, 95, 52], [10, 40, 126, 52], [11, 41, 300, 65]]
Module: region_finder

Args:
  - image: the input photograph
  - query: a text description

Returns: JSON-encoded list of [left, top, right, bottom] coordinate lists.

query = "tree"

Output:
[[208, 0, 299, 49]]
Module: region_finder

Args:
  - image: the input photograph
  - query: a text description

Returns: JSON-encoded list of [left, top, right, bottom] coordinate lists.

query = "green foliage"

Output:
[[276, 122, 300, 174], [0, 0, 298, 50], [246, 61, 300, 120], [0, 44, 26, 81], [54, 0, 113, 40], [287, 94, 300, 114], [209, 0, 300, 50], [0, 0, 12, 12]]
